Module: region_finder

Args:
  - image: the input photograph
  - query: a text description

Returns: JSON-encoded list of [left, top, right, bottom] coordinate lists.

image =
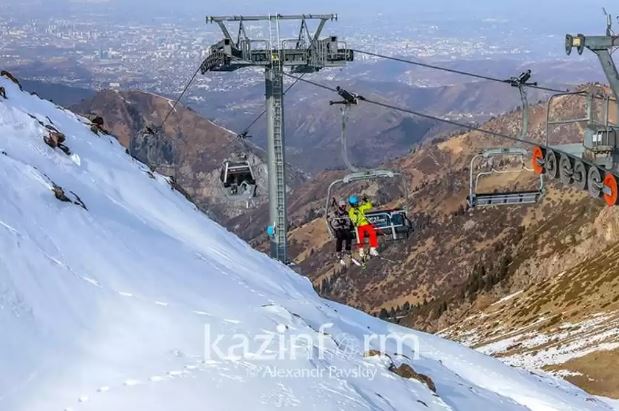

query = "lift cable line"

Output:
[[352, 49, 578, 95], [282, 72, 537, 148], [288, 21, 619, 208], [159, 63, 203, 130], [237, 73, 306, 139]]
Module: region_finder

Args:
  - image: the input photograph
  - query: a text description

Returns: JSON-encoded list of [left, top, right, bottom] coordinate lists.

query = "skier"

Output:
[[329, 200, 354, 265], [348, 194, 379, 259]]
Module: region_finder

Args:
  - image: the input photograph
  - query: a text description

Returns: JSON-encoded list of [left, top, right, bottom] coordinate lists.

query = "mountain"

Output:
[[4, 73, 617, 411], [439, 237, 619, 399], [198, 78, 537, 173], [71, 89, 306, 223], [68, 74, 619, 399], [196, 58, 588, 174], [252, 85, 619, 398]]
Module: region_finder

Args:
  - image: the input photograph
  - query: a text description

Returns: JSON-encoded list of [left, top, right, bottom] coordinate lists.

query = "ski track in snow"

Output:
[[64, 360, 207, 411], [0, 219, 19, 235]]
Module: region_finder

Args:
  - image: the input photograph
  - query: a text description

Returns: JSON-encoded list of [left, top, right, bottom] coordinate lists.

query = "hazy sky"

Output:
[[8, 0, 618, 34], [14, 0, 617, 18]]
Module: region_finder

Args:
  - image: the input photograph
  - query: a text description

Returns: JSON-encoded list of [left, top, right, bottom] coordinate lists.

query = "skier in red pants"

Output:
[[348, 195, 379, 259]]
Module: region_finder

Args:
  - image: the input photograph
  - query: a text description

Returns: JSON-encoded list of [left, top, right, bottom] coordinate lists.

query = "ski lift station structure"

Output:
[[533, 25, 619, 206], [200, 14, 354, 263]]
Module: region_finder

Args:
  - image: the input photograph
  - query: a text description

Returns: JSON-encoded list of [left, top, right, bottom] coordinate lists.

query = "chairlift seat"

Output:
[[219, 159, 257, 200], [468, 190, 544, 207]]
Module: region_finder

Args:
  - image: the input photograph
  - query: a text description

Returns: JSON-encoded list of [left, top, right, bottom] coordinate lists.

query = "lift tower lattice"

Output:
[[200, 14, 354, 263]]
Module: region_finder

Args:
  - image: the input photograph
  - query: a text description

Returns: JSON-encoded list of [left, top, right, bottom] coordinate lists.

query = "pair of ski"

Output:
[[341, 254, 394, 269]]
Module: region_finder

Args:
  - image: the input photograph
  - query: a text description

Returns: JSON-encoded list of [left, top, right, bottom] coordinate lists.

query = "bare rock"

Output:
[[52, 184, 71, 203], [0, 70, 22, 90], [388, 363, 436, 393]]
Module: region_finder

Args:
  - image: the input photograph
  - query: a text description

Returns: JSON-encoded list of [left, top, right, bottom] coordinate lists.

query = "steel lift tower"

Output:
[[200, 14, 353, 262]]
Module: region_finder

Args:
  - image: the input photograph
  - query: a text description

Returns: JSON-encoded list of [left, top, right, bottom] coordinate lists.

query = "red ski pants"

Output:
[[356, 224, 378, 249]]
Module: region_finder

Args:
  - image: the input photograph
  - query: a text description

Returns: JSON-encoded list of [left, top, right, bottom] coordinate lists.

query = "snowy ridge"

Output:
[[0, 76, 616, 411]]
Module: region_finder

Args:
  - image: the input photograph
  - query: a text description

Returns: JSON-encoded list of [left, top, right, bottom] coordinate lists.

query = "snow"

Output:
[[0, 76, 617, 411], [600, 397, 619, 409], [476, 313, 619, 370], [491, 290, 524, 306]]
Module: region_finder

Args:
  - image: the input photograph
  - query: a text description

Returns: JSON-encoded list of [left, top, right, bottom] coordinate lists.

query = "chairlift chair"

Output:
[[324, 169, 413, 243], [467, 148, 545, 208], [220, 155, 257, 199]]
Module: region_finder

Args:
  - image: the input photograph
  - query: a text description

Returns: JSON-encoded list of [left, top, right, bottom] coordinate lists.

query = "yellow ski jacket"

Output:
[[348, 201, 373, 227]]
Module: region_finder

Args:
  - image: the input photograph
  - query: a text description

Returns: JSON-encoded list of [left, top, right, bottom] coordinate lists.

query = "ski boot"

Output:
[[352, 248, 368, 268], [343, 250, 355, 267], [369, 247, 379, 257], [336, 252, 347, 267]]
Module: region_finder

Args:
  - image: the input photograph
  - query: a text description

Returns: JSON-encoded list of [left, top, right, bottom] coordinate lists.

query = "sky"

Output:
[[11, 0, 618, 23], [6, 0, 619, 38]]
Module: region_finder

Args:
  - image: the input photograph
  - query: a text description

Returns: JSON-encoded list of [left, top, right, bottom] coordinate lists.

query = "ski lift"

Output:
[[220, 153, 257, 199], [329, 85, 366, 172], [324, 86, 411, 245], [467, 70, 545, 208], [324, 169, 413, 243], [467, 148, 545, 208], [538, 88, 619, 204]]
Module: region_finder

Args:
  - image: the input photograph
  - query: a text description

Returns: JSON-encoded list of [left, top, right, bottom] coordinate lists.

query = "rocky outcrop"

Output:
[[129, 128, 178, 170]]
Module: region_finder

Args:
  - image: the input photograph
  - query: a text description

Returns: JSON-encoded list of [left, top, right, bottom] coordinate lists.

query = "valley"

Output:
[[1, 2, 619, 408]]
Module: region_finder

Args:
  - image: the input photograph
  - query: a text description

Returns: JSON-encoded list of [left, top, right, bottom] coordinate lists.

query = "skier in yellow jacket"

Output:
[[348, 195, 379, 258]]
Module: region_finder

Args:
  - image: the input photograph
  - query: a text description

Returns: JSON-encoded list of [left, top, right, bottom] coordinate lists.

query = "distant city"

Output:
[[0, 11, 561, 100]]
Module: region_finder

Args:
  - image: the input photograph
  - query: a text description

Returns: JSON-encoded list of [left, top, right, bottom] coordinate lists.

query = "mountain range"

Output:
[[4, 69, 618, 411]]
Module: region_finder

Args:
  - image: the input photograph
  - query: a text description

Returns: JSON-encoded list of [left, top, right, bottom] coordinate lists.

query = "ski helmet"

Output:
[[348, 195, 359, 206], [338, 200, 347, 208]]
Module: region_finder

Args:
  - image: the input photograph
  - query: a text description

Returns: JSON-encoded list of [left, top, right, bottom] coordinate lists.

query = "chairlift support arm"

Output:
[[504, 70, 537, 138], [566, 34, 619, 112]]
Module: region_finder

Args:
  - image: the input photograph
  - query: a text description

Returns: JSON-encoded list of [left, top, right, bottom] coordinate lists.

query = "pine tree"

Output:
[[379, 308, 389, 320]]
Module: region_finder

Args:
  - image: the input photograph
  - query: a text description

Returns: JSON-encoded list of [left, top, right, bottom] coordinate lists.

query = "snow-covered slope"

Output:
[[0, 76, 616, 411]]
